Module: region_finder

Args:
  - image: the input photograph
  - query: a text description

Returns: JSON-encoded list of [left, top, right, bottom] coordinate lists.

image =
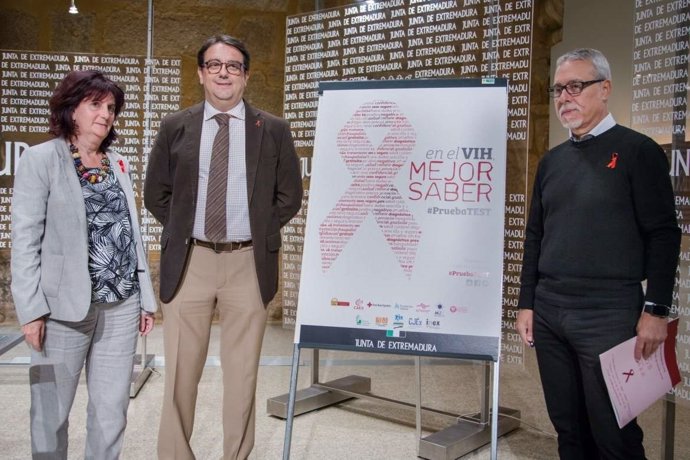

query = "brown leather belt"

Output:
[[191, 238, 253, 253]]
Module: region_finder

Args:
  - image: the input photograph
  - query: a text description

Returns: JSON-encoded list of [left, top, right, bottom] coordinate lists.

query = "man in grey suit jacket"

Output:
[[144, 35, 302, 459]]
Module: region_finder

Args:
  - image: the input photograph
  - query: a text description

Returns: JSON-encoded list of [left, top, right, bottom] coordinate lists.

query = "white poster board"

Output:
[[294, 79, 508, 360]]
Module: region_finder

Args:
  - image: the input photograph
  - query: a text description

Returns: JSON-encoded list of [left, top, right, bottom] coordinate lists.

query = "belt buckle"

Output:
[[211, 241, 223, 254]]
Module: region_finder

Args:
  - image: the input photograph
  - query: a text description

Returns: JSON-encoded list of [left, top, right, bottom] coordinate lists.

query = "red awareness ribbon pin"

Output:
[[606, 152, 618, 169]]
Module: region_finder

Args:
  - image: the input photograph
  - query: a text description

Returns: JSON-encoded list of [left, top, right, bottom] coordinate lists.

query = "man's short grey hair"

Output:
[[556, 48, 612, 81]]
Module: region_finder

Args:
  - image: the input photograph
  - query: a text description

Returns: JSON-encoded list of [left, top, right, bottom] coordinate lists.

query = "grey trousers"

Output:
[[29, 294, 140, 460]]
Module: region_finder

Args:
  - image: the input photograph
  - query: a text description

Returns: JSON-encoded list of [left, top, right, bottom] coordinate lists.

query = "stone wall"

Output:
[[0, 0, 562, 325]]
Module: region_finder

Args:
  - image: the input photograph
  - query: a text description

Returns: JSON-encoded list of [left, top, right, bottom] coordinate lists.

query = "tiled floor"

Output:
[[0, 322, 687, 459]]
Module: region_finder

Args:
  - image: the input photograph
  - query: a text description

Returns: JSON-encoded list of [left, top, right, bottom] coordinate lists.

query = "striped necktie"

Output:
[[205, 113, 230, 242]]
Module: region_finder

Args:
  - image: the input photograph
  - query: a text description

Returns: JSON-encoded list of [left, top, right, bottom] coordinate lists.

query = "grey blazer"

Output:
[[11, 137, 157, 326]]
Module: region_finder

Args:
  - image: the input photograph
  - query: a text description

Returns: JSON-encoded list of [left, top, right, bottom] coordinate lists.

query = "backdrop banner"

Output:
[[294, 79, 508, 360]]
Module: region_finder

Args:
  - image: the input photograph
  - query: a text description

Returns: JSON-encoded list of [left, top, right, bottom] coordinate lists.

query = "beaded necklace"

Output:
[[70, 143, 110, 184]]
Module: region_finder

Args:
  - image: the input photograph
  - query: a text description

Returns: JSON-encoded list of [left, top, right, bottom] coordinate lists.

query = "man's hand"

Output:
[[516, 309, 534, 347], [634, 312, 668, 361], [22, 318, 46, 352]]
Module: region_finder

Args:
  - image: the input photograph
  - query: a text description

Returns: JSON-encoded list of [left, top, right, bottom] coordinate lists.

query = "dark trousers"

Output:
[[533, 301, 646, 460]]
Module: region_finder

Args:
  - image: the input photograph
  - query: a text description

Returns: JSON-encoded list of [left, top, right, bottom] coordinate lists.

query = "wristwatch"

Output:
[[643, 301, 670, 318]]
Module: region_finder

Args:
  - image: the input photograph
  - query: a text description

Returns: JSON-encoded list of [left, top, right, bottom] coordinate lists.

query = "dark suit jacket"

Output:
[[144, 100, 302, 304]]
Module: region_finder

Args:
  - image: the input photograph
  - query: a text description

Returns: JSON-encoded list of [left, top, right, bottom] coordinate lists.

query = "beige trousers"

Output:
[[157, 245, 268, 460]]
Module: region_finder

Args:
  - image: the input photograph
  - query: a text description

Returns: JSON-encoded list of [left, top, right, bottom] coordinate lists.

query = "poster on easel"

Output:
[[294, 79, 508, 361]]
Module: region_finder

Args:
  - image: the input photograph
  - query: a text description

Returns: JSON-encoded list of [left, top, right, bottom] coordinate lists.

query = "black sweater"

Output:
[[518, 124, 680, 309]]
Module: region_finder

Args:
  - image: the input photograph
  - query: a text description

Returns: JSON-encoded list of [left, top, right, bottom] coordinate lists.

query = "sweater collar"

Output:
[[570, 113, 616, 142]]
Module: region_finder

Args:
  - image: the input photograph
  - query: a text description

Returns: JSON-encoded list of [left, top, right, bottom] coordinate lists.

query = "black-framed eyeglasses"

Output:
[[547, 79, 604, 98], [203, 60, 245, 75]]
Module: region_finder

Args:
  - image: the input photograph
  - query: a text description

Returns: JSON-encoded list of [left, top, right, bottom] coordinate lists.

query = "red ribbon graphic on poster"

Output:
[[319, 100, 422, 277]]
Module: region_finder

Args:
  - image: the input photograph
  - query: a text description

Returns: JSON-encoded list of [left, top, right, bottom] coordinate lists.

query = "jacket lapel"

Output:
[[184, 103, 204, 205], [244, 101, 263, 204], [57, 139, 87, 230]]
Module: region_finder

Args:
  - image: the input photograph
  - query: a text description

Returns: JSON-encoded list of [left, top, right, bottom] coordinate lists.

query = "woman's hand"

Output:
[[139, 313, 155, 336], [22, 318, 46, 351]]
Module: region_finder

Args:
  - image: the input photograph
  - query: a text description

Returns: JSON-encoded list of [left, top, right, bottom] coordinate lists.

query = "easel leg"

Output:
[[415, 356, 422, 454], [661, 396, 675, 460], [282, 344, 301, 460], [491, 360, 500, 460]]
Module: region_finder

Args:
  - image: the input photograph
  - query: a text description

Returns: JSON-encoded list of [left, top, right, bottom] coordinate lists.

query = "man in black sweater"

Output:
[[516, 48, 680, 459]]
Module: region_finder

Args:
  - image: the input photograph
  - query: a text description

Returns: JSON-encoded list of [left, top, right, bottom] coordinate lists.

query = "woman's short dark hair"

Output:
[[197, 35, 251, 72], [49, 70, 125, 152]]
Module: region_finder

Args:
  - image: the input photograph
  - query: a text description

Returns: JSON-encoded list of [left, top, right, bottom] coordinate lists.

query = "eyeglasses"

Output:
[[203, 60, 245, 75], [547, 79, 604, 98]]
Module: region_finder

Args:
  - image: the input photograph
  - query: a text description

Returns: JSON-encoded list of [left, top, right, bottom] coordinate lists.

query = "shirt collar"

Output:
[[203, 100, 246, 121], [569, 113, 616, 141]]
